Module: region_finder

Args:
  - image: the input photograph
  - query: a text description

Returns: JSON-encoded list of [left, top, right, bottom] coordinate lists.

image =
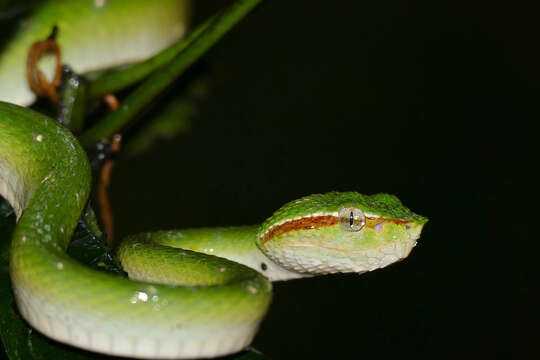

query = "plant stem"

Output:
[[87, 18, 212, 99], [80, 0, 262, 147]]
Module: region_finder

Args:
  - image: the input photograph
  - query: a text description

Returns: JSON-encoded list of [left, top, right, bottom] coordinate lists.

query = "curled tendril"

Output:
[[26, 27, 62, 103]]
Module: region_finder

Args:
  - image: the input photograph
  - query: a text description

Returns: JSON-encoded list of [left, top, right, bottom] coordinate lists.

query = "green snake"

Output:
[[0, 1, 428, 359], [0, 101, 427, 358]]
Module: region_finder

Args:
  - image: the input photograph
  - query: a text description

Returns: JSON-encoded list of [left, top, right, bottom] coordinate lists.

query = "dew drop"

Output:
[[130, 291, 148, 304]]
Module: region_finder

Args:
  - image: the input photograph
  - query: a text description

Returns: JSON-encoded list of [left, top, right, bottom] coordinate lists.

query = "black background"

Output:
[[20, 1, 539, 359], [106, 1, 539, 359]]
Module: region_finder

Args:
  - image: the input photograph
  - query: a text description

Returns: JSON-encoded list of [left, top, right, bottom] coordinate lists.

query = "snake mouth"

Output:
[[284, 237, 417, 255], [283, 242, 389, 254]]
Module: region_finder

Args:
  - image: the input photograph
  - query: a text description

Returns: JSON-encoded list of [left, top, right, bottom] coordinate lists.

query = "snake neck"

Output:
[[148, 226, 308, 282]]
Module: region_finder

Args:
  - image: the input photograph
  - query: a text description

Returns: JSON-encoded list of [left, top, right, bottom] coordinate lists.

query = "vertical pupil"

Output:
[[349, 211, 354, 226]]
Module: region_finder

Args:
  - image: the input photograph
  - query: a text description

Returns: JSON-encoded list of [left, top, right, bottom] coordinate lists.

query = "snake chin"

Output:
[[261, 236, 419, 276]]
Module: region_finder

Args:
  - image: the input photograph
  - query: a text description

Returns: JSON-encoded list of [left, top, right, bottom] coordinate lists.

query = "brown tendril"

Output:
[[98, 134, 122, 245], [26, 27, 62, 103], [104, 93, 119, 111]]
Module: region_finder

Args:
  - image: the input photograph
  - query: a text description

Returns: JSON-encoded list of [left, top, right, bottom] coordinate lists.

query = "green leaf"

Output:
[[66, 208, 124, 276]]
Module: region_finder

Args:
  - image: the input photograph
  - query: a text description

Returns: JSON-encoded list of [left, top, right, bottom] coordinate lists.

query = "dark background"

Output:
[[2, 1, 537, 359], [107, 1, 538, 359]]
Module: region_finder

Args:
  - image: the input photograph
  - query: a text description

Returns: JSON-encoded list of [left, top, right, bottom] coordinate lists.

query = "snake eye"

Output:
[[338, 207, 366, 232]]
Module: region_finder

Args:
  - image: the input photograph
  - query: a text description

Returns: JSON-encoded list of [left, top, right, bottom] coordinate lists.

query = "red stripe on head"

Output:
[[260, 216, 414, 243], [260, 215, 338, 244]]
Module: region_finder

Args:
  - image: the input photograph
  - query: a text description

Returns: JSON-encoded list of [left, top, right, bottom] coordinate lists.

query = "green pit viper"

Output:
[[0, 1, 428, 359]]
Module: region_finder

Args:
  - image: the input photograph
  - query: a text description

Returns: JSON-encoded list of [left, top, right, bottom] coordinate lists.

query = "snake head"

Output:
[[256, 192, 428, 275]]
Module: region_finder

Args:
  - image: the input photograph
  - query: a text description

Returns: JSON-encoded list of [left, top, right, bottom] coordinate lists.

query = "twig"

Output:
[[97, 134, 122, 245]]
